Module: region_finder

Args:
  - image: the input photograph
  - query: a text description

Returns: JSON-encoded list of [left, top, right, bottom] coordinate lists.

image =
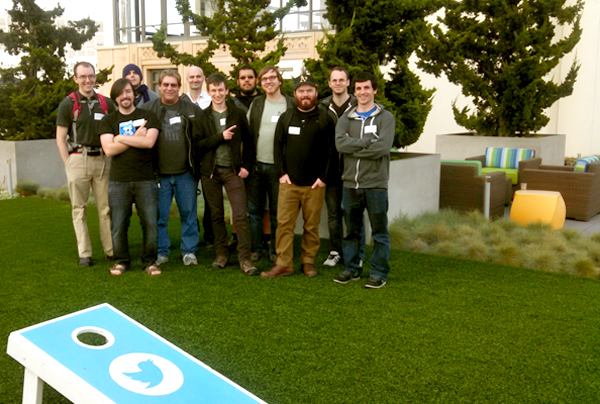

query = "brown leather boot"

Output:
[[260, 265, 294, 278], [303, 263, 318, 278]]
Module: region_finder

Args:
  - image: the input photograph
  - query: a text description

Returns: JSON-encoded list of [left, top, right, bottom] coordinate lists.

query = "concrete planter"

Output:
[[0, 139, 66, 191], [295, 152, 441, 240], [435, 133, 566, 166]]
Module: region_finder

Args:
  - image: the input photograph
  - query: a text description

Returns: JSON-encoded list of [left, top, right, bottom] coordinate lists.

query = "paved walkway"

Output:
[[504, 206, 600, 236]]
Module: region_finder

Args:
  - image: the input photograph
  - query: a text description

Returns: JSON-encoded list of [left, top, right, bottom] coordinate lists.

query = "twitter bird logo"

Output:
[[124, 359, 164, 388]]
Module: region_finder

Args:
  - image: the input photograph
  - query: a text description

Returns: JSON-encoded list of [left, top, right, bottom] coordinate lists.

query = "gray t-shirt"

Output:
[[257, 98, 287, 164], [157, 103, 188, 175], [212, 109, 232, 167]]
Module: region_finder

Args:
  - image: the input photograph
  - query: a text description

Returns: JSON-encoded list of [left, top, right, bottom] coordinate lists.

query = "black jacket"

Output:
[[194, 99, 256, 177]]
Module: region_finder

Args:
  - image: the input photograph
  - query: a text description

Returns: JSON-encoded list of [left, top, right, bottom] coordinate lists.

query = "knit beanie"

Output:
[[122, 64, 143, 81]]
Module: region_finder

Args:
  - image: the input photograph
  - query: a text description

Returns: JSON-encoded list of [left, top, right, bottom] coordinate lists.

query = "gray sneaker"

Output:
[[156, 255, 169, 266], [182, 253, 198, 266], [365, 276, 387, 289]]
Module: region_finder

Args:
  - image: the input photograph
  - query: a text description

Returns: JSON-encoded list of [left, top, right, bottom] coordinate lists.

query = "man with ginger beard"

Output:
[[260, 74, 336, 279]]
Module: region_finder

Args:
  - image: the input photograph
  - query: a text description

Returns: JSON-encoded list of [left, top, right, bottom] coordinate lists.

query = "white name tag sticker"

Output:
[[365, 125, 378, 134], [271, 115, 280, 123], [132, 118, 146, 128], [289, 126, 301, 135], [169, 116, 182, 125], [220, 118, 227, 126], [94, 113, 104, 121]]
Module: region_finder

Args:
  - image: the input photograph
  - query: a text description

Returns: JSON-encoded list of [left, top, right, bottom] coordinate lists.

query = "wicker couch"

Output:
[[520, 161, 600, 221], [439, 161, 508, 218], [466, 153, 542, 199]]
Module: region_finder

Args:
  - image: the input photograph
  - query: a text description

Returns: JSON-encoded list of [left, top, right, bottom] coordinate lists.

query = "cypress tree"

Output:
[[418, 0, 583, 136], [0, 0, 102, 140], [305, 0, 439, 148]]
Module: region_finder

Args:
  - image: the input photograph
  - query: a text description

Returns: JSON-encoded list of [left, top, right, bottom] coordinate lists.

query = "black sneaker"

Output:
[[365, 276, 387, 289], [333, 270, 362, 284], [78, 257, 93, 267]]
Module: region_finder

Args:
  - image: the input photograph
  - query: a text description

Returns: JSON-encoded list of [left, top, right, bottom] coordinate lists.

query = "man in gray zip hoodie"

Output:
[[333, 72, 395, 289]]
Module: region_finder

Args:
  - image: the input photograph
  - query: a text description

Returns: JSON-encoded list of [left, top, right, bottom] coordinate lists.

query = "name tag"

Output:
[[365, 125, 377, 134], [119, 120, 135, 136], [132, 119, 146, 128], [94, 113, 104, 121], [220, 118, 226, 126], [271, 115, 280, 123], [169, 116, 182, 125], [289, 126, 301, 135]]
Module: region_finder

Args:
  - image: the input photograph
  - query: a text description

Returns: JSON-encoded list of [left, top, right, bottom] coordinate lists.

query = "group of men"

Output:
[[56, 61, 394, 288]]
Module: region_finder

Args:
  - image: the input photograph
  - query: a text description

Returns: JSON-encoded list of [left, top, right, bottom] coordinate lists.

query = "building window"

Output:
[[114, 0, 328, 44]]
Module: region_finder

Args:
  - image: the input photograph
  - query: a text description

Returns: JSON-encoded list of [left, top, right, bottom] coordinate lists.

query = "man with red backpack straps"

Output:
[[56, 62, 116, 267]]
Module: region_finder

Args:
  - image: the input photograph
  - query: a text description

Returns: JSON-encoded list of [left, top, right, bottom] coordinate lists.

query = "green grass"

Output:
[[1, 198, 600, 403]]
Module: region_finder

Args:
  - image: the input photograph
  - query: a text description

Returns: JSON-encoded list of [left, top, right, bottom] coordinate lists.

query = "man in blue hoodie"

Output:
[[333, 72, 395, 289]]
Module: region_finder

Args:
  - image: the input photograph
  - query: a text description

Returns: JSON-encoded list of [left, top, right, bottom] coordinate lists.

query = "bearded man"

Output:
[[260, 74, 336, 279]]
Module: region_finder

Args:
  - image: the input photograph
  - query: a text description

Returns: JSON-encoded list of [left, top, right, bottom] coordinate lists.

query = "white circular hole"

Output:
[[72, 326, 115, 349]]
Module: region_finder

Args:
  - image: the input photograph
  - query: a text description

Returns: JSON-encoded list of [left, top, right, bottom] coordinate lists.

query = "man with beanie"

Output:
[[123, 63, 158, 107], [260, 74, 335, 279]]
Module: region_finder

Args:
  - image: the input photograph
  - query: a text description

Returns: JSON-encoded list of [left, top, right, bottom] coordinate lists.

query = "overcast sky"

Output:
[[1, 0, 113, 45]]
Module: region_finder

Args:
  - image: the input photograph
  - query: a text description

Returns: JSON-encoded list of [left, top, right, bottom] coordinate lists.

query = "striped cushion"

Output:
[[574, 156, 599, 172], [485, 147, 535, 169]]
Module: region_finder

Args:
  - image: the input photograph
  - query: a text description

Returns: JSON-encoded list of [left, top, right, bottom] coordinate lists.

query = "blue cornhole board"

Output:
[[7, 303, 267, 404]]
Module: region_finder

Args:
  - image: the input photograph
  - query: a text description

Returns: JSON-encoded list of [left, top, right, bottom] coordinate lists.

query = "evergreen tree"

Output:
[[0, 0, 101, 140], [304, 0, 439, 148], [152, 0, 306, 87], [418, 0, 583, 137]]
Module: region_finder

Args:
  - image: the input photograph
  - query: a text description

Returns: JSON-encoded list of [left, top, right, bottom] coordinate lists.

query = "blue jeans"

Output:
[[158, 172, 199, 257], [109, 180, 158, 268], [342, 188, 390, 278], [325, 183, 366, 262], [246, 162, 279, 256]]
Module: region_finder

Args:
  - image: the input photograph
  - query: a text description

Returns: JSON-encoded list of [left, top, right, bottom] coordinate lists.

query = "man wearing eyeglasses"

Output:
[[56, 62, 116, 267], [140, 70, 207, 267], [232, 65, 260, 113], [246, 66, 295, 263]]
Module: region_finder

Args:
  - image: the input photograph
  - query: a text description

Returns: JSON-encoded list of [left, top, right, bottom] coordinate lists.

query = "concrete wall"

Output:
[[0, 140, 66, 191]]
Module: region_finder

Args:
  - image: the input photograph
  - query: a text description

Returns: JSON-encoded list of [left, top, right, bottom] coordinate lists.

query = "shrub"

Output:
[[15, 179, 39, 196]]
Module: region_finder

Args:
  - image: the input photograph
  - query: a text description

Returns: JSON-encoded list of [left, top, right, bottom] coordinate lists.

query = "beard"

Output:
[[296, 95, 317, 111]]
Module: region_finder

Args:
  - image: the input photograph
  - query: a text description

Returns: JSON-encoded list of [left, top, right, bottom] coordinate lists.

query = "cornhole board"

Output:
[[7, 303, 267, 404]]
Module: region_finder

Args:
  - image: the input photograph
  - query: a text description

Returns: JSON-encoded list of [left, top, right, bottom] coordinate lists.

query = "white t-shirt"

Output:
[[186, 91, 211, 109]]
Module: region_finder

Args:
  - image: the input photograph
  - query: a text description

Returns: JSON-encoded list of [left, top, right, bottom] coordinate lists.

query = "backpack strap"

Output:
[[67, 92, 82, 146], [97, 93, 109, 114]]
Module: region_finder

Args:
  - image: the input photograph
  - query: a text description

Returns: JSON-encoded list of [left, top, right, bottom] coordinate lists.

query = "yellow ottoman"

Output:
[[510, 190, 566, 229]]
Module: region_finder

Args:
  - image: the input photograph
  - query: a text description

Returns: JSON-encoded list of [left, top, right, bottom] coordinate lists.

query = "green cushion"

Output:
[[482, 167, 519, 184], [441, 160, 482, 175]]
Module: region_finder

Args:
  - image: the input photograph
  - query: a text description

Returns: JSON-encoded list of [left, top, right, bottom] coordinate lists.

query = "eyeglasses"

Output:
[[77, 75, 96, 81], [239, 75, 255, 80], [161, 83, 180, 88], [260, 75, 279, 83]]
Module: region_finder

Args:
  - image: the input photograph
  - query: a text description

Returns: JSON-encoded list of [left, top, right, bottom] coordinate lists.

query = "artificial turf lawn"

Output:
[[1, 197, 599, 403]]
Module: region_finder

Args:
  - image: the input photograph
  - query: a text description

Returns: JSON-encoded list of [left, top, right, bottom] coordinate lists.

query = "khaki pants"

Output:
[[65, 153, 113, 258], [275, 182, 325, 267]]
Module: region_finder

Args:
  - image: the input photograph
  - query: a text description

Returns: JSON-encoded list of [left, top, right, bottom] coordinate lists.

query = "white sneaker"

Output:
[[323, 251, 341, 267], [183, 253, 198, 266], [156, 255, 169, 265]]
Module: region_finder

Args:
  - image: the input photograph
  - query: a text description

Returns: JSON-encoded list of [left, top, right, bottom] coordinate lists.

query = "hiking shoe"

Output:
[[303, 263, 318, 277], [365, 276, 387, 289], [260, 265, 294, 278], [333, 270, 362, 284], [212, 255, 228, 270], [182, 253, 198, 266], [323, 251, 341, 267], [250, 251, 262, 262], [78, 257, 93, 267], [241, 260, 259, 276], [156, 255, 169, 266]]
